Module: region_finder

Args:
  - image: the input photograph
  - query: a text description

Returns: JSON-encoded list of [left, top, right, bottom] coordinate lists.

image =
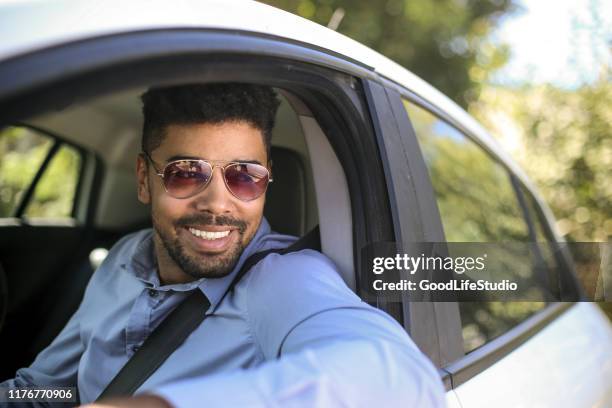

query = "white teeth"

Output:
[[188, 227, 231, 240]]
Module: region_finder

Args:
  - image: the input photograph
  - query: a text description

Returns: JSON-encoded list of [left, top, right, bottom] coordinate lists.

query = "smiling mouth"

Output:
[[187, 227, 231, 240]]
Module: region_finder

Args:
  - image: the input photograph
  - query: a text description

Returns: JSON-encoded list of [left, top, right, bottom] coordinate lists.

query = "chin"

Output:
[[171, 238, 245, 280]]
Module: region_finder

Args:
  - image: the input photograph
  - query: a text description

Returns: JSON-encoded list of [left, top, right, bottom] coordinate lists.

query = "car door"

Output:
[[385, 86, 612, 407]]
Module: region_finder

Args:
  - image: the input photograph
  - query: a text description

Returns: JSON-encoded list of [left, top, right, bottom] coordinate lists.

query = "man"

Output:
[[1, 84, 445, 407]]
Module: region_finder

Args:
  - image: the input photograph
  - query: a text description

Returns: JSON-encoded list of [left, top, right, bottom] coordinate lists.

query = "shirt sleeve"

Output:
[[151, 250, 446, 408], [0, 306, 83, 408]]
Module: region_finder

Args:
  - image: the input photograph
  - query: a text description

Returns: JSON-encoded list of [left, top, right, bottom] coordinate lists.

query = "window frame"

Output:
[[513, 180, 584, 301], [362, 79, 462, 385]]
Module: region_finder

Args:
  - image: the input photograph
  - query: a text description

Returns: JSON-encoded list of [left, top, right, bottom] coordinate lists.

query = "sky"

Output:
[[491, 0, 612, 88]]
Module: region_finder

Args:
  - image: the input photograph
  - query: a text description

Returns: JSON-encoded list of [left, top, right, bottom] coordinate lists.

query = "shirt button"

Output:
[[148, 289, 158, 297]]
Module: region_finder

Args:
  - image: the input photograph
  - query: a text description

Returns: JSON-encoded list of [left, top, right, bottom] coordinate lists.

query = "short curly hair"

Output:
[[141, 83, 280, 158]]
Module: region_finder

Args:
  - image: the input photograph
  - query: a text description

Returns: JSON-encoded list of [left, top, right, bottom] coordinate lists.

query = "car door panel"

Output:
[[452, 303, 612, 407]]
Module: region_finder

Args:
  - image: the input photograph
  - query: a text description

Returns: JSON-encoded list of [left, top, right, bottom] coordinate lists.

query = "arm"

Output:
[[0, 234, 135, 407], [150, 310, 445, 408], [148, 250, 446, 408], [0, 307, 83, 408], [1, 232, 149, 408]]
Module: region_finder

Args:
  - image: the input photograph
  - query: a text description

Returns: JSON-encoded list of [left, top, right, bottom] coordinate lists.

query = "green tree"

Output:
[[470, 71, 612, 321], [262, 0, 515, 107], [470, 73, 612, 243]]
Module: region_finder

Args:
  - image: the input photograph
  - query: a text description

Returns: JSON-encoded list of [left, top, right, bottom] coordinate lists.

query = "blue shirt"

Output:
[[1, 218, 445, 407]]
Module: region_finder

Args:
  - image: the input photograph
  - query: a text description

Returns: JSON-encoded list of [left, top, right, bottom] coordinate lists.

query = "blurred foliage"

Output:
[[470, 69, 612, 321], [0, 126, 80, 219], [405, 99, 529, 242], [24, 144, 80, 218], [470, 72, 612, 243], [262, 0, 515, 107], [0, 127, 52, 217]]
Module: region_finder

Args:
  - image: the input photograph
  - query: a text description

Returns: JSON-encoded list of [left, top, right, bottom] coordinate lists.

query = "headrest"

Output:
[[264, 146, 306, 237]]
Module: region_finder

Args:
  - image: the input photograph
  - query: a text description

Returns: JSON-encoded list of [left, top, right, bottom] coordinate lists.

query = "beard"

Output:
[[152, 212, 249, 280]]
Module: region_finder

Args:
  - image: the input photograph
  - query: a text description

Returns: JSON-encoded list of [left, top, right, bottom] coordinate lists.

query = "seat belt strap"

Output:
[[97, 289, 210, 399], [96, 226, 320, 400]]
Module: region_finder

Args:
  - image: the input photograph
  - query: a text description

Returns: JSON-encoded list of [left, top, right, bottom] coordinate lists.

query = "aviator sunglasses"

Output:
[[143, 152, 272, 201]]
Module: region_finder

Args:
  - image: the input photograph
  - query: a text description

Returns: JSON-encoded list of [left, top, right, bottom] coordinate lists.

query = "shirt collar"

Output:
[[127, 217, 273, 308], [197, 217, 272, 309]]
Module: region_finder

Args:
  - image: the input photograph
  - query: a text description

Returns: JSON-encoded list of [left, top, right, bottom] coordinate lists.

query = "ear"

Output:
[[137, 154, 151, 204]]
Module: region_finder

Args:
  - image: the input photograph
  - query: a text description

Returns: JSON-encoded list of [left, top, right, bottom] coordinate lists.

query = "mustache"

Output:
[[175, 213, 247, 234]]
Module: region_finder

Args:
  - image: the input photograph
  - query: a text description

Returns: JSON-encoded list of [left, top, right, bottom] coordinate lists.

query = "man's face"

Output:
[[137, 121, 268, 283]]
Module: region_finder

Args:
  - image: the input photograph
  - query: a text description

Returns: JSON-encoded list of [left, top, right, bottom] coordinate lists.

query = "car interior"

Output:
[[0, 86, 357, 379]]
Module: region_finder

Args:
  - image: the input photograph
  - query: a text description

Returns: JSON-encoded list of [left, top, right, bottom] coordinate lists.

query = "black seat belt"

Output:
[[97, 226, 320, 400]]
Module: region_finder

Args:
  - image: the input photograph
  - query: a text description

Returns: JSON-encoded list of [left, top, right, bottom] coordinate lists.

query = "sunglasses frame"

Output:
[[142, 152, 273, 201]]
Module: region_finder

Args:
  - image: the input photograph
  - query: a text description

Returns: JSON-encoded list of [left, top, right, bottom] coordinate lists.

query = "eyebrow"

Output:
[[165, 155, 264, 166]]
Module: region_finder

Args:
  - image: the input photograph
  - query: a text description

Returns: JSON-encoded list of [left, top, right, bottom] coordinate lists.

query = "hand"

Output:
[[78, 394, 173, 408]]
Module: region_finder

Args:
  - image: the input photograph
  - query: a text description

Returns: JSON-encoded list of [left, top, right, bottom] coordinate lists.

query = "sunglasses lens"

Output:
[[163, 160, 211, 198], [224, 163, 270, 201]]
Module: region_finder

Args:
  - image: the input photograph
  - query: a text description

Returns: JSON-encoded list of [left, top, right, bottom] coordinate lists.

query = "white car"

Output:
[[0, 1, 611, 407]]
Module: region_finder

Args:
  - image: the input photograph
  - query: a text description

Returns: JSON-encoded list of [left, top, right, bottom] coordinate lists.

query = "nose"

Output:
[[191, 167, 234, 214]]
